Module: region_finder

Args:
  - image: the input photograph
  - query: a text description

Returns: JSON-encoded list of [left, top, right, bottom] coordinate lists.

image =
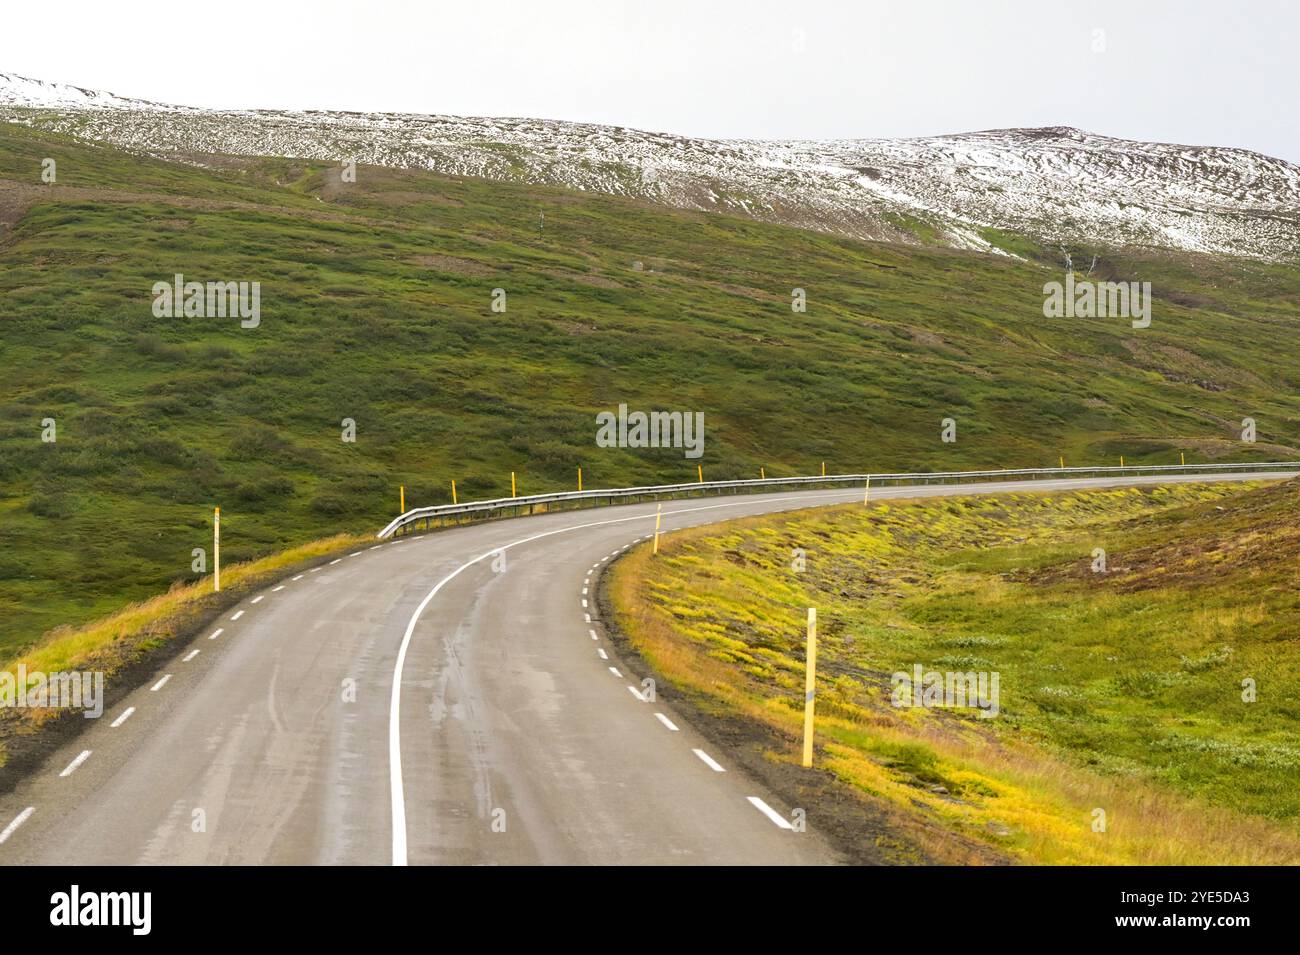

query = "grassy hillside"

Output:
[[607, 479, 1300, 864], [1, 120, 1299, 656]]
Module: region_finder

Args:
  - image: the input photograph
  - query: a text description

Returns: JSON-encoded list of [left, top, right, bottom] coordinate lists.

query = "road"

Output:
[[0, 471, 1289, 865]]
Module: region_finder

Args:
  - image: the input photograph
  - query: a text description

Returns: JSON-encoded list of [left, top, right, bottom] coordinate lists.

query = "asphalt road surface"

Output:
[[1, 472, 1290, 865]]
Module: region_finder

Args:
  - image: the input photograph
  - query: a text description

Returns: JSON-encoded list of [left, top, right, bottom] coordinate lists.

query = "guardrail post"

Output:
[[802, 608, 817, 767], [213, 506, 221, 593]]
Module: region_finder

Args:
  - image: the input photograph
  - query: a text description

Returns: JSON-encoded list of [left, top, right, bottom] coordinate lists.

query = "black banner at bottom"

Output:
[[0, 864, 1284, 940]]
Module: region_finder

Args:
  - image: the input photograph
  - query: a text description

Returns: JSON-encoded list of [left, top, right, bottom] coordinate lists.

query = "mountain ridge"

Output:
[[2, 70, 1298, 261]]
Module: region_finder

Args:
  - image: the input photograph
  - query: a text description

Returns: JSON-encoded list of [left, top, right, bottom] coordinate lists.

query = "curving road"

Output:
[[0, 471, 1290, 865]]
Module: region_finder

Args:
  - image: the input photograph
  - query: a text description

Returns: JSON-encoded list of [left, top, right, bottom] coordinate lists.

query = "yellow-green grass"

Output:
[[608, 480, 1300, 864], [4, 119, 1300, 662]]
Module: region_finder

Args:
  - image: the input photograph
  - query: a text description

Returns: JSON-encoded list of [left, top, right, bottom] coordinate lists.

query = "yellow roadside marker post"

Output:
[[1181, 452, 1186, 466], [578, 467, 583, 492], [802, 608, 817, 767], [1059, 456, 1065, 469], [511, 472, 517, 498], [697, 464, 703, 483], [400, 485, 405, 513], [451, 480, 458, 505], [760, 466, 765, 480], [863, 475, 871, 505], [1120, 455, 1125, 468], [653, 503, 662, 555], [821, 461, 826, 477], [213, 507, 221, 593]]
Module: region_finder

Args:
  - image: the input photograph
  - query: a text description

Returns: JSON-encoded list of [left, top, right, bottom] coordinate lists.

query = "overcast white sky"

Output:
[[2, 0, 1295, 160]]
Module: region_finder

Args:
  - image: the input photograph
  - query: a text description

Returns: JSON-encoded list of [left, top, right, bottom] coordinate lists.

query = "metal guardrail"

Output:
[[376, 461, 1300, 538]]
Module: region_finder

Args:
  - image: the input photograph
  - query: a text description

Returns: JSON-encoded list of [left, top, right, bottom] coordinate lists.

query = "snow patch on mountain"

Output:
[[1, 72, 1296, 261], [0, 71, 180, 111]]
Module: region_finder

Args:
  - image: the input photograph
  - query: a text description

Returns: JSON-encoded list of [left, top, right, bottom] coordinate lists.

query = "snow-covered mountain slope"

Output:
[[0, 71, 180, 110], [2, 71, 1297, 261]]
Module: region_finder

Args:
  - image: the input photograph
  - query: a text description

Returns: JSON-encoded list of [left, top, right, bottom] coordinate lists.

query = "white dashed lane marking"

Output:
[[747, 796, 795, 829], [150, 674, 172, 691], [272, 585, 285, 592], [110, 707, 136, 728], [208, 628, 224, 640], [182, 649, 200, 663], [292, 575, 304, 581], [58, 750, 92, 778], [654, 713, 679, 731], [588, 629, 598, 640], [0, 807, 34, 845], [693, 749, 726, 772], [597, 648, 608, 659], [608, 666, 622, 678], [251, 596, 264, 604], [229, 611, 244, 621]]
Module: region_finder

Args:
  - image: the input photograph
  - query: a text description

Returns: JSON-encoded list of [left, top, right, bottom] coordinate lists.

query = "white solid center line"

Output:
[[230, 610, 244, 621], [608, 666, 623, 678], [251, 595, 264, 604], [654, 712, 679, 731], [110, 707, 136, 728], [693, 749, 726, 772], [597, 648, 608, 659], [747, 796, 795, 829], [0, 807, 35, 845], [59, 750, 92, 777], [183, 649, 200, 662], [150, 674, 172, 691], [208, 628, 224, 640]]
